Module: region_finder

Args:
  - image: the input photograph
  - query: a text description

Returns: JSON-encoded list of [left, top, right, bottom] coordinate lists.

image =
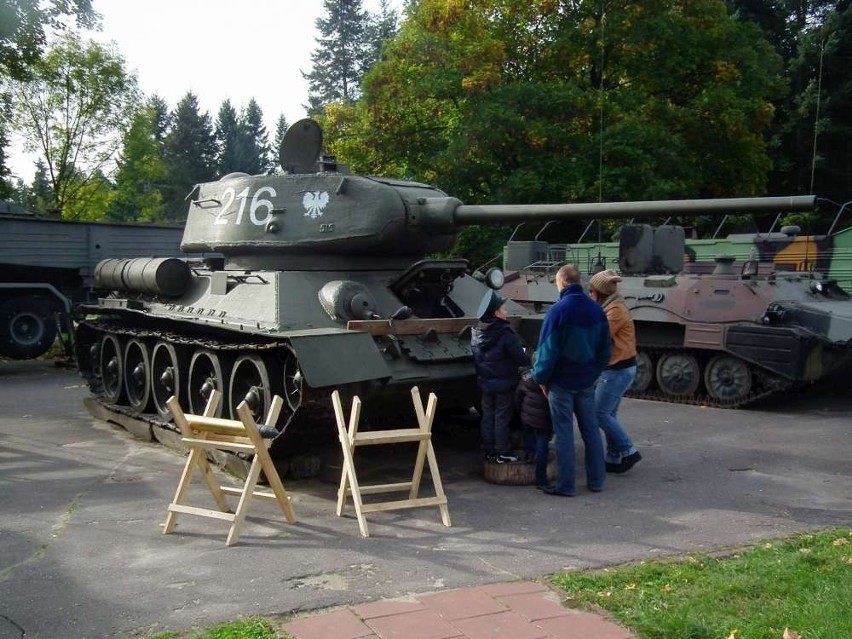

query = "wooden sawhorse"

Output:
[[164, 391, 296, 545], [332, 386, 451, 537]]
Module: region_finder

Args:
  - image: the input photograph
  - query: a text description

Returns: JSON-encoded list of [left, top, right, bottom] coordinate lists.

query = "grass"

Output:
[[551, 528, 852, 639], [148, 617, 290, 639], [146, 529, 851, 638]]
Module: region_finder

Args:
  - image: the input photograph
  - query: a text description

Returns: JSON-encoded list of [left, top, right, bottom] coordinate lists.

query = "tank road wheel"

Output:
[[630, 351, 654, 393], [124, 339, 153, 412], [229, 354, 274, 422], [282, 345, 303, 415], [0, 298, 57, 360], [704, 355, 753, 403], [188, 349, 228, 417], [151, 341, 187, 420], [655, 352, 700, 397], [99, 334, 125, 404]]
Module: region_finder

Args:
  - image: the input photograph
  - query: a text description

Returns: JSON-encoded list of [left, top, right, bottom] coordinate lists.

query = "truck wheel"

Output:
[[0, 298, 58, 360]]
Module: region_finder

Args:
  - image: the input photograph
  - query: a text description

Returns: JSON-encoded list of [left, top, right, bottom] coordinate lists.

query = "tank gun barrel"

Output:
[[451, 195, 816, 225]]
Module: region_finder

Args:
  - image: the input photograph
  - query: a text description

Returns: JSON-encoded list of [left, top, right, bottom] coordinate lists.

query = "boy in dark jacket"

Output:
[[472, 290, 531, 463], [516, 369, 553, 487]]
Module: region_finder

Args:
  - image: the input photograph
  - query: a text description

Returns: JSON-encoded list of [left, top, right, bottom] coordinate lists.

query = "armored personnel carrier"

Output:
[[75, 119, 821, 448], [502, 222, 852, 407]]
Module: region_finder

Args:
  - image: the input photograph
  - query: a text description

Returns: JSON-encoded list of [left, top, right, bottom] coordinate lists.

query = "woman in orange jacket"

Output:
[[588, 270, 642, 473]]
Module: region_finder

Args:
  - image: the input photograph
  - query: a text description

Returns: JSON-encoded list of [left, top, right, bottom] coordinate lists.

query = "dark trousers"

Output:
[[524, 428, 551, 486], [480, 390, 514, 454]]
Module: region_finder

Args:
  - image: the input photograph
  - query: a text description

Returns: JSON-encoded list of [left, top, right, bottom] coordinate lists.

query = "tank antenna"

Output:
[[809, 39, 825, 194]]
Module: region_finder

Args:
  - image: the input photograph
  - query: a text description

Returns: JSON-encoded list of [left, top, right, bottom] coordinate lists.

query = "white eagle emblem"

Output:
[[303, 191, 329, 219]]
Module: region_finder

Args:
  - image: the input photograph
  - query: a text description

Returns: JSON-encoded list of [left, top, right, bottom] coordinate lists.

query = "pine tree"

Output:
[[303, 0, 372, 114], [161, 92, 217, 222], [214, 99, 243, 175], [365, 0, 399, 69], [238, 99, 273, 175], [272, 114, 290, 173], [149, 94, 171, 143]]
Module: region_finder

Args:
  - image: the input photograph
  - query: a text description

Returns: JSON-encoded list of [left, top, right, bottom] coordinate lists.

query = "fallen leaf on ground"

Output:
[[783, 628, 801, 639]]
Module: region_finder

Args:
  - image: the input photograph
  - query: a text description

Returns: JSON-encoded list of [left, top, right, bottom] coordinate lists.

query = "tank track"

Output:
[[76, 318, 335, 444], [625, 346, 795, 408]]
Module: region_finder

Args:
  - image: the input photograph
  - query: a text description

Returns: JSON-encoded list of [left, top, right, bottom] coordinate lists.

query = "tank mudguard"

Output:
[[287, 330, 390, 387]]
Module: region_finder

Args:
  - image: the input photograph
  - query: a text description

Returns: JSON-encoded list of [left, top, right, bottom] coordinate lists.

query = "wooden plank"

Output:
[[359, 496, 448, 514], [345, 482, 412, 495], [168, 504, 236, 522], [353, 429, 431, 445], [346, 316, 522, 336]]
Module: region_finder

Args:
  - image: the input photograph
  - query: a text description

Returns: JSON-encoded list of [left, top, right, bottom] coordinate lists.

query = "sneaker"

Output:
[[495, 453, 519, 464]]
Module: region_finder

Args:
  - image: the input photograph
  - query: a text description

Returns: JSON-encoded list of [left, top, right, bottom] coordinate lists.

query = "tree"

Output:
[[365, 0, 400, 69], [303, 0, 372, 114], [238, 99, 273, 175], [214, 98, 242, 175], [272, 114, 290, 172], [161, 92, 217, 222], [108, 101, 169, 222], [8, 31, 139, 216], [0, 0, 98, 197]]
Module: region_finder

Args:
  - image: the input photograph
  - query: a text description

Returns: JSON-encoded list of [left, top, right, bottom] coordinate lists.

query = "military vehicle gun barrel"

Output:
[[451, 195, 817, 225]]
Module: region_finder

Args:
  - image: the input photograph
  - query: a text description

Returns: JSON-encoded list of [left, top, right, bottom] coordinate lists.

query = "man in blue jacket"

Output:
[[532, 265, 611, 496]]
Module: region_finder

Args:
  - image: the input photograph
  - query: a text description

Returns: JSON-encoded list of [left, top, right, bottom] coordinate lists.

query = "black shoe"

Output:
[[621, 451, 642, 470], [542, 486, 575, 497], [607, 451, 642, 474]]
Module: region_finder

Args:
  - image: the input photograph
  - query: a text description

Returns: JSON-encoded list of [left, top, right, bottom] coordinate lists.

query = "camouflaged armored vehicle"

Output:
[[75, 119, 822, 447], [502, 220, 852, 407]]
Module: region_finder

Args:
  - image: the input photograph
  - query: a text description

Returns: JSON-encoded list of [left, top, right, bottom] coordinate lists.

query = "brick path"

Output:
[[282, 581, 634, 639]]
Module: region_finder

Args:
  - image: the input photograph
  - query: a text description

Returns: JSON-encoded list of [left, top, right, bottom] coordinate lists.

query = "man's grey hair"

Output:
[[556, 264, 581, 288]]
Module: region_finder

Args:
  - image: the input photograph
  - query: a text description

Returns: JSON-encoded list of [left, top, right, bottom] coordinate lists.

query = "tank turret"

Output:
[[75, 119, 829, 464]]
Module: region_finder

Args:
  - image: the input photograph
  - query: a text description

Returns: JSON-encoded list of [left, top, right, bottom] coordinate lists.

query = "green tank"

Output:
[[75, 119, 818, 449]]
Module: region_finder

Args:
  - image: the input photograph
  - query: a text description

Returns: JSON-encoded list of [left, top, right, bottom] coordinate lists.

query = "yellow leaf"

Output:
[[783, 628, 801, 639], [625, 583, 637, 590], [727, 630, 738, 639]]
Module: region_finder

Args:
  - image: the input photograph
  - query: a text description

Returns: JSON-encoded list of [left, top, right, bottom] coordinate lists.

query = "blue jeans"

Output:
[[595, 366, 637, 463], [548, 384, 605, 494]]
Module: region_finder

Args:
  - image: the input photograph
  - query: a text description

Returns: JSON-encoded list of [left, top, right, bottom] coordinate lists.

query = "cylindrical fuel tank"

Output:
[[94, 257, 191, 297]]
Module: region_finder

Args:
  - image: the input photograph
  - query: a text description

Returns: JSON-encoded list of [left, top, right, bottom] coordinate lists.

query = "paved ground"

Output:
[[1, 360, 850, 639]]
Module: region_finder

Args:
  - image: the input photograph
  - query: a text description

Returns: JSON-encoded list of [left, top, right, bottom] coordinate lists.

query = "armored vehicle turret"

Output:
[[76, 119, 821, 448]]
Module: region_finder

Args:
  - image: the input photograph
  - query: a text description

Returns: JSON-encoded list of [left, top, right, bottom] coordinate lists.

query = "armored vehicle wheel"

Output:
[[630, 351, 654, 392], [99, 334, 126, 404], [0, 298, 57, 360], [188, 349, 228, 417], [282, 345, 303, 414], [229, 354, 275, 423], [124, 339, 153, 411], [704, 355, 752, 402], [656, 352, 700, 396], [151, 341, 186, 420]]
